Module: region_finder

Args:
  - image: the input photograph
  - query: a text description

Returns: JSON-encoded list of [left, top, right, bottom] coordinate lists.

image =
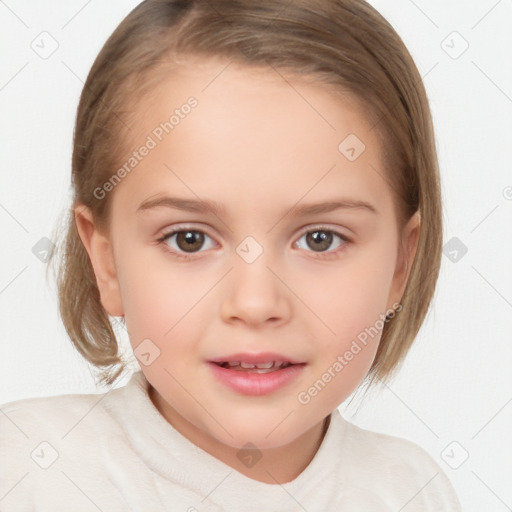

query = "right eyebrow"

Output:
[[136, 196, 227, 216]]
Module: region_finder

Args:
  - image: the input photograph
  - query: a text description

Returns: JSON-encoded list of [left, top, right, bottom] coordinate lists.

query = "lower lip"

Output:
[[207, 362, 305, 396]]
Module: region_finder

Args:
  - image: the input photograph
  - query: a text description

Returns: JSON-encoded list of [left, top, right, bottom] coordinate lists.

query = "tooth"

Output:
[[240, 362, 256, 369], [253, 368, 274, 373], [254, 362, 274, 369], [226, 361, 240, 367]]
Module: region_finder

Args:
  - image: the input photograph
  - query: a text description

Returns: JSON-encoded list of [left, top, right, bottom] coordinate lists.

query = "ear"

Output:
[[387, 211, 421, 309], [74, 204, 124, 317]]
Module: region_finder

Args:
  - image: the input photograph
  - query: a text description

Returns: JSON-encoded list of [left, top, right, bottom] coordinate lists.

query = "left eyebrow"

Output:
[[291, 199, 378, 216], [136, 196, 378, 216]]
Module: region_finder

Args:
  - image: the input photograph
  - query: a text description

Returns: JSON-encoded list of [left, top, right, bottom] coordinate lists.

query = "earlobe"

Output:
[[74, 204, 124, 317]]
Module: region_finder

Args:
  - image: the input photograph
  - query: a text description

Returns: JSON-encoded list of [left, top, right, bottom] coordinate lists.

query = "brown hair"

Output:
[[48, 0, 442, 390]]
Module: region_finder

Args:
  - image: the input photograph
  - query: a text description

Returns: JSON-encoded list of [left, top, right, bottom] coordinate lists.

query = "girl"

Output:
[[1, 0, 462, 510]]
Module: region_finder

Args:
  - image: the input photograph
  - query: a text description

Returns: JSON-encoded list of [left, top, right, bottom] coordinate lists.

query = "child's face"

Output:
[[78, 57, 418, 451]]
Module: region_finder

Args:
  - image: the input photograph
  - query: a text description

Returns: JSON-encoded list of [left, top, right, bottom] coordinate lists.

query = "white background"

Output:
[[1, 1, 511, 510]]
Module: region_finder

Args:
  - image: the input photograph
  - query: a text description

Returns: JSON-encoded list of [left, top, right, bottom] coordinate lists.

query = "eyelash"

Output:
[[156, 225, 352, 261]]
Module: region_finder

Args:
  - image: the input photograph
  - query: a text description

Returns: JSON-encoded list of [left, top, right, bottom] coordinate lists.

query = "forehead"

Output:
[[111, 57, 393, 220]]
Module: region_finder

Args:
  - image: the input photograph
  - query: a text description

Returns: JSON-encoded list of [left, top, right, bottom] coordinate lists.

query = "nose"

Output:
[[219, 253, 292, 328]]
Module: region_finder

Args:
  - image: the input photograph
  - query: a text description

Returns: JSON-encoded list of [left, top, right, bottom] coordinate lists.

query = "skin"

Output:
[[75, 57, 419, 484]]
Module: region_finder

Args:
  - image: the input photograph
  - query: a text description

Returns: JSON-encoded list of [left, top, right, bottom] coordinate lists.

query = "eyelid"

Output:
[[157, 224, 219, 249], [296, 223, 351, 239], [156, 224, 218, 261], [158, 223, 216, 239]]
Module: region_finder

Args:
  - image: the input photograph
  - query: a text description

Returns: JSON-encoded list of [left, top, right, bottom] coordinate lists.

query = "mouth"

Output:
[[208, 352, 306, 373], [207, 355, 306, 396], [211, 361, 296, 373]]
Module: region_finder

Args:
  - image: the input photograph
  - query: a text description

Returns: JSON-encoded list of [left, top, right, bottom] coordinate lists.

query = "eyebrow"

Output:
[[136, 196, 378, 216]]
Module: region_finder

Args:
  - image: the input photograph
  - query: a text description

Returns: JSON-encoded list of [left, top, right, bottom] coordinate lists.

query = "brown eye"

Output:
[[175, 231, 205, 253], [159, 228, 215, 257], [296, 228, 348, 253], [306, 231, 333, 252]]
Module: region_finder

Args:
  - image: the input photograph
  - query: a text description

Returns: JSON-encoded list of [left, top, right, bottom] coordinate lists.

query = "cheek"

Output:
[[118, 250, 214, 347], [294, 241, 397, 395], [296, 241, 397, 333]]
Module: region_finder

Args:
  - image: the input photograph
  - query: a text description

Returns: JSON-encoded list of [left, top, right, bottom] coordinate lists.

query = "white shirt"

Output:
[[0, 370, 461, 511]]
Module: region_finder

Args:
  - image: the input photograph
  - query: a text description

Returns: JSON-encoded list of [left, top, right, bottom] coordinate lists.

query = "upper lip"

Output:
[[208, 352, 304, 365]]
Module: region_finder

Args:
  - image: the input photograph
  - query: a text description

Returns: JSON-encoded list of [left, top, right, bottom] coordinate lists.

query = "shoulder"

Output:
[[334, 413, 462, 511], [340, 415, 436, 468], [0, 385, 125, 510], [0, 387, 117, 456], [0, 385, 120, 443]]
